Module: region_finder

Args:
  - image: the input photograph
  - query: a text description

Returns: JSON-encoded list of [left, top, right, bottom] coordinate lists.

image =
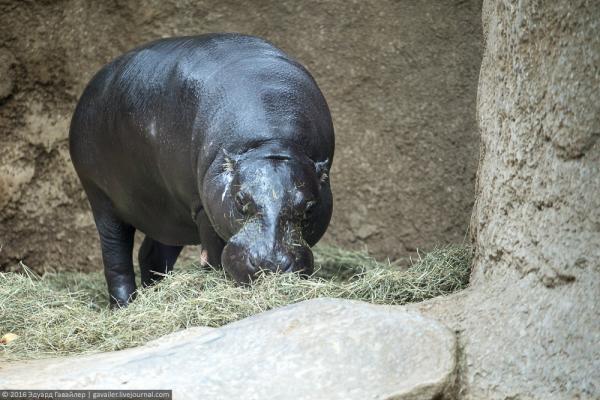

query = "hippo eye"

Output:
[[235, 192, 248, 213], [235, 191, 255, 215], [304, 201, 317, 219]]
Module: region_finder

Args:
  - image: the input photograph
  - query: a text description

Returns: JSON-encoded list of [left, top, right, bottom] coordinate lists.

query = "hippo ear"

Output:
[[315, 159, 329, 184], [222, 149, 239, 173]]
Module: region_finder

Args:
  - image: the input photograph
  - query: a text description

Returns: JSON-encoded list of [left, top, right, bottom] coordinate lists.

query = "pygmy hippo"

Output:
[[69, 33, 335, 307]]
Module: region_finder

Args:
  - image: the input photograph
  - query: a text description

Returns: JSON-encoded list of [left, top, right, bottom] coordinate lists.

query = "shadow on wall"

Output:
[[0, 0, 482, 273]]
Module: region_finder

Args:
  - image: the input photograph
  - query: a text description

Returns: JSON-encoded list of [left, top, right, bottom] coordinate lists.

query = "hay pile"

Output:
[[0, 245, 471, 361]]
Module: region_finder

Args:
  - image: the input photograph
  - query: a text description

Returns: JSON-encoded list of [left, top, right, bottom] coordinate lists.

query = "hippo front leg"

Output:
[[138, 236, 183, 287], [195, 210, 225, 268], [84, 183, 137, 308]]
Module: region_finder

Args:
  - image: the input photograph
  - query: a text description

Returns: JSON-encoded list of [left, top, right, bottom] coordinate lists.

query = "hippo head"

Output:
[[203, 141, 332, 283]]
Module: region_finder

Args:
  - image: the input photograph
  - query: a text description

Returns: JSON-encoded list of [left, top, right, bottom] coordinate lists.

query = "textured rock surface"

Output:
[[0, 48, 16, 100], [0, 299, 457, 400], [412, 1, 600, 398], [0, 0, 482, 272]]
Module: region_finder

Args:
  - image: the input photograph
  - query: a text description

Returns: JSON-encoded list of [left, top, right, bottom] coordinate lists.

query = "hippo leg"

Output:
[[138, 236, 183, 287], [196, 210, 225, 268], [84, 183, 137, 308]]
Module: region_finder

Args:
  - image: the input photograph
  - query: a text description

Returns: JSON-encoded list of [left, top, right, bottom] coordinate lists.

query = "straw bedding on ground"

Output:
[[0, 245, 472, 361]]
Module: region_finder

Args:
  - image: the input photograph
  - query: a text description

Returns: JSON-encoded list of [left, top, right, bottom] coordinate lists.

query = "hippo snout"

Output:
[[221, 239, 314, 283], [248, 253, 294, 273]]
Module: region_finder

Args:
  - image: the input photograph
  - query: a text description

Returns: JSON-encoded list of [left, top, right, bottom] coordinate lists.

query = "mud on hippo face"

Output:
[[203, 142, 332, 283]]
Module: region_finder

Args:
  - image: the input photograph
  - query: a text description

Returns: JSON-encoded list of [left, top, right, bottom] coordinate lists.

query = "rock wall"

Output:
[[415, 1, 600, 398], [0, 0, 482, 272]]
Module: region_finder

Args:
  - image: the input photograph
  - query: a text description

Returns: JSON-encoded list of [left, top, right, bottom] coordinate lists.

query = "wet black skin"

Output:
[[69, 33, 334, 307]]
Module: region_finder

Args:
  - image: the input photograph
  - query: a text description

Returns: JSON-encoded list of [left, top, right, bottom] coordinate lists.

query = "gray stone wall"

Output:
[[415, 1, 600, 398]]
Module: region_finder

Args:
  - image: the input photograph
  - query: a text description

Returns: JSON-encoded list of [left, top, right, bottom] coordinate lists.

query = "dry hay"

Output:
[[0, 245, 472, 361]]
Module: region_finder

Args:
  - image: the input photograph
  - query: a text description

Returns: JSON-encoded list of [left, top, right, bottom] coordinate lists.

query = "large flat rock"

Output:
[[0, 298, 457, 400]]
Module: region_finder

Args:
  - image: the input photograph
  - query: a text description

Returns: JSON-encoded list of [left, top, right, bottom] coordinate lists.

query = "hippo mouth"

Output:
[[221, 236, 314, 283]]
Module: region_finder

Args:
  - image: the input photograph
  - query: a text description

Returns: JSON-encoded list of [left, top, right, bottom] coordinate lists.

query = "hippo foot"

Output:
[[108, 283, 137, 309]]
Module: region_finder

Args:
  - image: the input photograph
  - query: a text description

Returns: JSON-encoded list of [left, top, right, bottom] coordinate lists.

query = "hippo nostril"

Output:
[[248, 255, 274, 274], [248, 253, 302, 274]]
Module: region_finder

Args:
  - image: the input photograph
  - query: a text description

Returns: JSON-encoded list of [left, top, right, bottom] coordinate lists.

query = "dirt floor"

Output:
[[0, 0, 482, 273]]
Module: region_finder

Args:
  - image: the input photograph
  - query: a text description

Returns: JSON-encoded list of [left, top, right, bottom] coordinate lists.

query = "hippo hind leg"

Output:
[[84, 182, 137, 308], [138, 236, 183, 287]]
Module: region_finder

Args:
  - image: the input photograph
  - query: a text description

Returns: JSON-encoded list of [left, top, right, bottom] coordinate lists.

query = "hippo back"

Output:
[[69, 34, 334, 245]]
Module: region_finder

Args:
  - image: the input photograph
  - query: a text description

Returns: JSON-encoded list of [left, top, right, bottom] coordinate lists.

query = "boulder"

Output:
[[0, 298, 457, 400]]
